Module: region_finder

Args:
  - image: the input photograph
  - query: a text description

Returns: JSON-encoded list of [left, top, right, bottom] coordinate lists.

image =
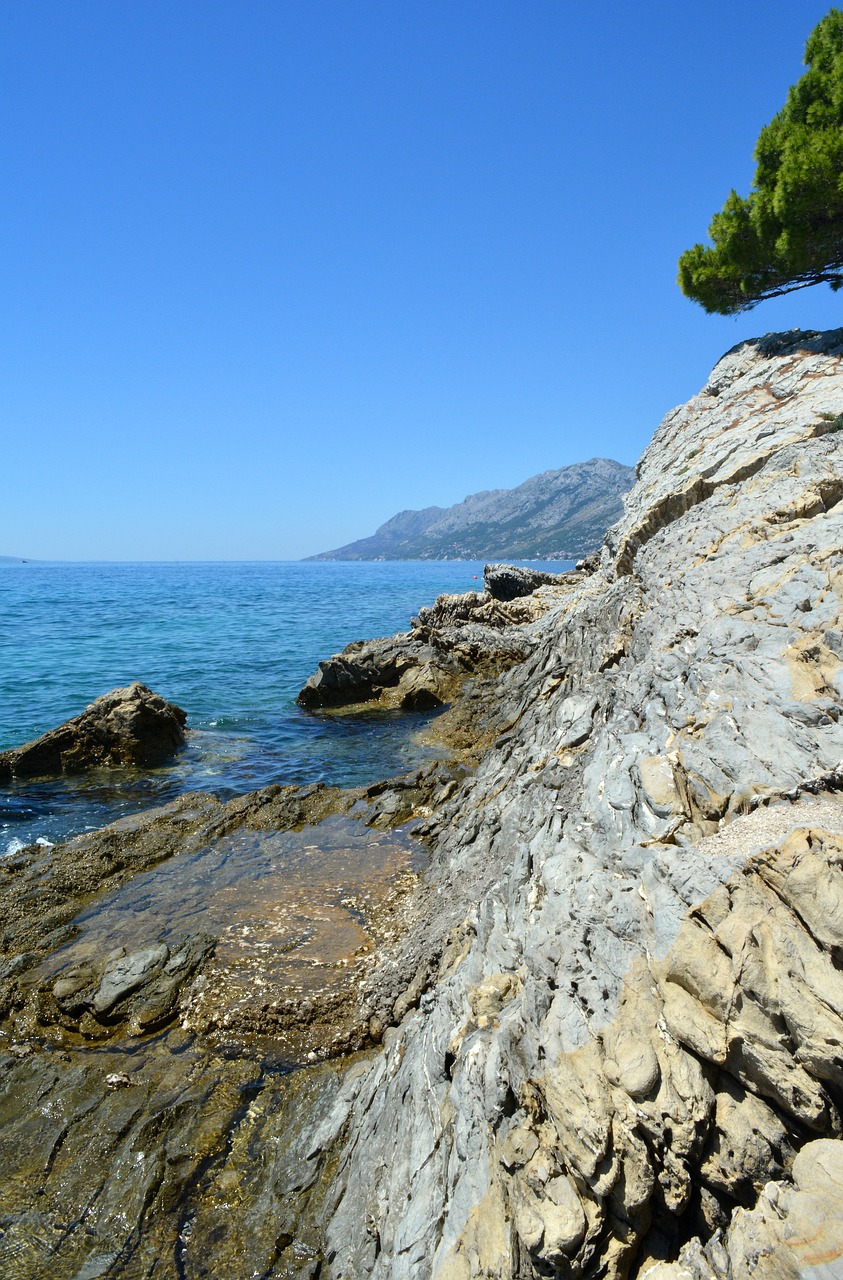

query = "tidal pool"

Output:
[[35, 812, 426, 1061]]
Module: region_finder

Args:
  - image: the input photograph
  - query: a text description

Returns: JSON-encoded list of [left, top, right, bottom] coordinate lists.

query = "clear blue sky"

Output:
[[2, 1, 841, 560]]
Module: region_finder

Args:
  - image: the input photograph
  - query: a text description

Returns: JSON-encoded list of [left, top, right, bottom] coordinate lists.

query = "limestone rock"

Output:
[[647, 1139, 843, 1278], [296, 575, 567, 711], [292, 330, 843, 1279], [42, 934, 214, 1037], [0, 682, 187, 778]]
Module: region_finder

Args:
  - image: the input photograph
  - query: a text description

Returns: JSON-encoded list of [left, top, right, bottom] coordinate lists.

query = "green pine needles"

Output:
[[678, 9, 843, 314]]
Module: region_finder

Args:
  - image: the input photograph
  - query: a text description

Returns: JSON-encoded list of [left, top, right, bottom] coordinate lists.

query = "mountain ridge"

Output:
[[307, 456, 635, 561]]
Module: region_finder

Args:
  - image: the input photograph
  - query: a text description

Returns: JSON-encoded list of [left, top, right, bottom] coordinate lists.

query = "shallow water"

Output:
[[46, 813, 424, 964], [35, 812, 424, 1058], [0, 712, 442, 852], [1, 559, 571, 849]]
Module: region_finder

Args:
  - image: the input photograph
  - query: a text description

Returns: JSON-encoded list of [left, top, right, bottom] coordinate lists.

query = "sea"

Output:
[[1, 559, 572, 853]]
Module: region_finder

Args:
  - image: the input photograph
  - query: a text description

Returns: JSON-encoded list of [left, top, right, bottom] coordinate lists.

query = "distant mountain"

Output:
[[308, 458, 635, 561]]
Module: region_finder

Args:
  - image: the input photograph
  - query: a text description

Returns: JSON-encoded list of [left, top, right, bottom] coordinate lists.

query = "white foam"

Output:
[[2, 835, 54, 856]]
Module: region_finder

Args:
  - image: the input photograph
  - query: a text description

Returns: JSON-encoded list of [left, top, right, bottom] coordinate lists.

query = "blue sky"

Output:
[[2, 1, 841, 560]]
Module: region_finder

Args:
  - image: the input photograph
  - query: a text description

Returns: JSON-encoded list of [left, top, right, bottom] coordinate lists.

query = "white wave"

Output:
[[3, 834, 54, 856]]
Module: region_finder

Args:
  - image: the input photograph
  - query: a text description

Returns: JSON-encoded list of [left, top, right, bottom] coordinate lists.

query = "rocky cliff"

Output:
[[308, 457, 634, 561], [2, 330, 843, 1279], [287, 329, 843, 1277]]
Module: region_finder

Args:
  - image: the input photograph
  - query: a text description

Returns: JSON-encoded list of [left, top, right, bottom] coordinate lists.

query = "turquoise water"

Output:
[[1, 560, 571, 849]]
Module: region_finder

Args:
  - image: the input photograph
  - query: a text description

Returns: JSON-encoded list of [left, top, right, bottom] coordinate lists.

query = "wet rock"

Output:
[[0, 1035, 264, 1280], [0, 791, 222, 962], [0, 781, 393, 1048], [0, 783, 359, 956], [0, 682, 187, 779], [92, 943, 171, 1013], [33, 935, 215, 1038]]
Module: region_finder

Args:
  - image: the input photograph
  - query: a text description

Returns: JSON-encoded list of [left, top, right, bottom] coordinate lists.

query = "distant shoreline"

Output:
[[1, 556, 576, 568]]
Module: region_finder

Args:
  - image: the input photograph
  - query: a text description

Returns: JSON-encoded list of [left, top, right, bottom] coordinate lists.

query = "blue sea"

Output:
[[1, 560, 571, 852]]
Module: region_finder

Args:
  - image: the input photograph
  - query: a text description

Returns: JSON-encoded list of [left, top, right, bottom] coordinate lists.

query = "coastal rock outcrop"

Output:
[[646, 1138, 843, 1277], [483, 561, 572, 600], [0, 682, 187, 778], [297, 567, 581, 711]]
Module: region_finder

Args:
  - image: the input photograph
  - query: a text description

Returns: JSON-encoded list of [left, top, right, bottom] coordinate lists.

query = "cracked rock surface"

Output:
[[296, 568, 577, 712]]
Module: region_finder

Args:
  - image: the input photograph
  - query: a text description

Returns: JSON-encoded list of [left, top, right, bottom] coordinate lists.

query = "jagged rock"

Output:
[[646, 1139, 843, 1278], [296, 579, 565, 711], [0, 682, 187, 779], [296, 632, 445, 709], [283, 330, 843, 1278], [414, 586, 547, 630], [393, 662, 451, 710]]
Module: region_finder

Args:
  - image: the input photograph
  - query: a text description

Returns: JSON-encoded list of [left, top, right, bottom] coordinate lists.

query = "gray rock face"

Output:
[[308, 457, 635, 561], [0, 682, 187, 778], [289, 330, 843, 1277]]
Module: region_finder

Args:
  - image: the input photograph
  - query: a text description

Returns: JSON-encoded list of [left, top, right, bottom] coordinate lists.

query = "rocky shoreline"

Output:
[[3, 329, 843, 1277]]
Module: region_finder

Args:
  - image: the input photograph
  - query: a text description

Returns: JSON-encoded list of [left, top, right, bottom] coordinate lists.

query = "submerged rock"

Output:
[[0, 778, 426, 1050], [0, 682, 187, 779], [0, 775, 435, 1278], [45, 933, 214, 1037]]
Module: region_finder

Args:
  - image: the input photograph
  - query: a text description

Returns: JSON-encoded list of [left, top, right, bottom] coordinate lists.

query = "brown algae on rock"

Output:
[[0, 784, 433, 1279]]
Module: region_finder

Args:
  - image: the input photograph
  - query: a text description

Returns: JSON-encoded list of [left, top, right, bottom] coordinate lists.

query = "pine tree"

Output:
[[678, 9, 843, 314]]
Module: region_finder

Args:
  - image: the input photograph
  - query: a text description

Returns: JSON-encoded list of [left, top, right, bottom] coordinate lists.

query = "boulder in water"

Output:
[[0, 682, 187, 779]]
